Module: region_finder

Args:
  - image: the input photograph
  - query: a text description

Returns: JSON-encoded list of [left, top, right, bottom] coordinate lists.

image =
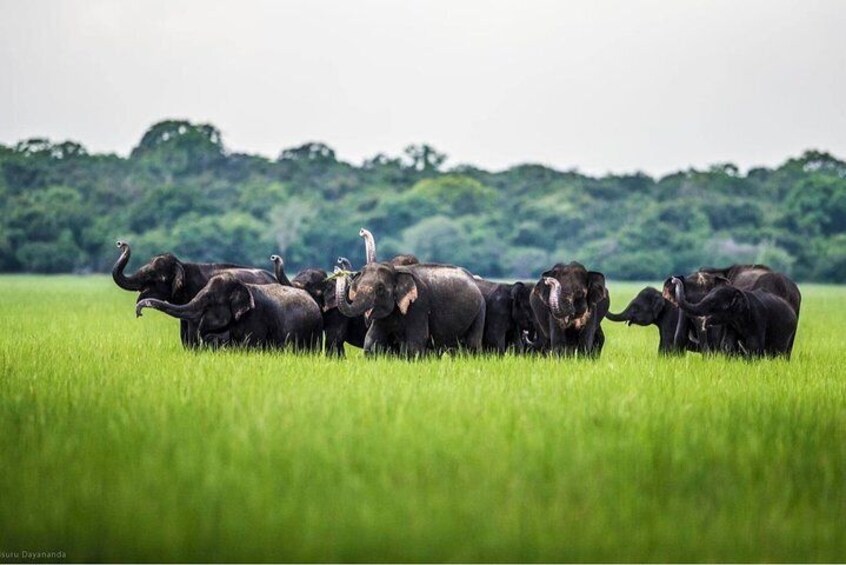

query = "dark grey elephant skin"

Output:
[[136, 272, 323, 350], [113, 241, 275, 347], [529, 262, 609, 357], [472, 277, 536, 353], [270, 255, 367, 356], [663, 264, 801, 353], [606, 287, 691, 355], [335, 262, 486, 357], [671, 278, 797, 359]]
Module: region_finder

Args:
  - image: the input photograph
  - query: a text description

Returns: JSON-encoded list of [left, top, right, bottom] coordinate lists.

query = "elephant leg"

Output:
[[740, 333, 764, 358], [577, 319, 600, 357], [590, 325, 605, 358], [400, 312, 430, 359], [181, 320, 200, 348], [464, 307, 486, 354], [548, 319, 563, 356], [324, 319, 347, 357], [785, 330, 796, 359]]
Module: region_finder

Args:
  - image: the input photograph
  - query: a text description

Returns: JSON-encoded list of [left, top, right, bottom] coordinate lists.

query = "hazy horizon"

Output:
[[2, 0, 845, 176]]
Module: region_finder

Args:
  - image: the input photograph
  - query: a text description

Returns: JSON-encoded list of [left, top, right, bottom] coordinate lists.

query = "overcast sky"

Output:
[[1, 0, 844, 176]]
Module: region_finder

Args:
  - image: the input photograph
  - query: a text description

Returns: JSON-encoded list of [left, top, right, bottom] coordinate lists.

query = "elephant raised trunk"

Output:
[[543, 277, 573, 324], [335, 267, 374, 318], [672, 277, 711, 316], [112, 241, 145, 291], [359, 228, 377, 264], [671, 277, 697, 346], [270, 255, 292, 286], [337, 257, 353, 271]]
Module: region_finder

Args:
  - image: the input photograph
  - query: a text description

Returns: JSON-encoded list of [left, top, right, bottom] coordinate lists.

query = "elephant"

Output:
[[670, 277, 797, 359], [334, 261, 486, 357], [528, 262, 609, 356], [136, 272, 323, 350], [662, 264, 801, 353], [270, 254, 367, 356], [605, 287, 691, 355], [471, 277, 537, 353], [112, 241, 275, 347]]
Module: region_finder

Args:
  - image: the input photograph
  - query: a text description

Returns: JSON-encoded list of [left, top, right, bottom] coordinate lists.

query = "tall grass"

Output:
[[1, 276, 844, 562]]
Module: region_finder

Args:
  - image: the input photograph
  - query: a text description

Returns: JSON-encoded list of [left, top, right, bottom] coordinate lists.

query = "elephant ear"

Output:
[[230, 284, 255, 321], [172, 262, 185, 296], [714, 275, 731, 287], [650, 291, 666, 320], [394, 271, 418, 315], [730, 288, 749, 311], [587, 271, 607, 305]]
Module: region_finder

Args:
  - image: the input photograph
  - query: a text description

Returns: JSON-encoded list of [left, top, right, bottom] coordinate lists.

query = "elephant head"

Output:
[[606, 287, 667, 326], [335, 263, 418, 321], [537, 262, 607, 328], [292, 268, 335, 311], [136, 273, 255, 335], [663, 271, 730, 351], [112, 241, 187, 302], [671, 277, 748, 326]]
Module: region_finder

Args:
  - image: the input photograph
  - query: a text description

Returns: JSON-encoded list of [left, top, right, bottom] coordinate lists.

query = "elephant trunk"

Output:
[[672, 278, 711, 316], [112, 241, 145, 291], [359, 228, 377, 264], [543, 277, 573, 323], [337, 257, 353, 271], [270, 255, 293, 286], [334, 268, 374, 318], [136, 295, 204, 321], [671, 278, 694, 346], [605, 304, 633, 323]]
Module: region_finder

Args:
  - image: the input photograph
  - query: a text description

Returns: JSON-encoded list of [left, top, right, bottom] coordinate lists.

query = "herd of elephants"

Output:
[[113, 228, 801, 359]]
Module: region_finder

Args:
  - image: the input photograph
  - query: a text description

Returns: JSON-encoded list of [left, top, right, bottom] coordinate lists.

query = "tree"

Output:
[[403, 144, 447, 172]]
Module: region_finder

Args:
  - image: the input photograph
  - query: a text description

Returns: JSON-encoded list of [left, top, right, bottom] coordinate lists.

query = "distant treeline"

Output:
[[1, 119, 845, 281]]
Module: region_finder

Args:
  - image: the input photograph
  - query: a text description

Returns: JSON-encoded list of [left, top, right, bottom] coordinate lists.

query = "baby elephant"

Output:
[[136, 272, 323, 350], [605, 287, 690, 355], [670, 278, 797, 359]]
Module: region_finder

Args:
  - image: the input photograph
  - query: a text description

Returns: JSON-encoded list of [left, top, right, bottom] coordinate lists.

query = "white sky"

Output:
[[1, 0, 844, 176]]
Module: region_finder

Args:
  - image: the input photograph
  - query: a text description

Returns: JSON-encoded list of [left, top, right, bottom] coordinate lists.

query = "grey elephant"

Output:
[[670, 277, 797, 358], [606, 287, 691, 355], [112, 241, 275, 347], [662, 264, 801, 354], [136, 272, 323, 350], [527, 262, 609, 357], [333, 228, 485, 357]]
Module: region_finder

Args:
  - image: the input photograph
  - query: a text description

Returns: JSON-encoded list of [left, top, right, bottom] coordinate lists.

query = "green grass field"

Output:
[[1, 276, 845, 562]]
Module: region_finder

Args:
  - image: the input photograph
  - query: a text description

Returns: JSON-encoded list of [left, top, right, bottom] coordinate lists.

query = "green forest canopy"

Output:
[[1, 119, 845, 281]]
